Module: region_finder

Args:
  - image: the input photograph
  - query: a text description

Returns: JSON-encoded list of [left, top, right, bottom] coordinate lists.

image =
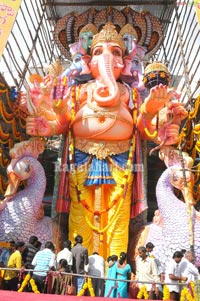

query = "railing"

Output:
[[1, 267, 200, 300]]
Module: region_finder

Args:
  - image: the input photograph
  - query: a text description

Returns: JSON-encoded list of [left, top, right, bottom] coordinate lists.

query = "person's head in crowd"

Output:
[[138, 246, 147, 259], [184, 250, 195, 263], [107, 255, 112, 263], [45, 241, 55, 252], [75, 235, 83, 245], [58, 259, 70, 272], [63, 240, 72, 250], [172, 251, 184, 263], [9, 240, 16, 253], [107, 254, 118, 267], [119, 252, 127, 265], [146, 242, 155, 254], [111, 255, 118, 262], [28, 235, 38, 246], [16, 241, 26, 253]]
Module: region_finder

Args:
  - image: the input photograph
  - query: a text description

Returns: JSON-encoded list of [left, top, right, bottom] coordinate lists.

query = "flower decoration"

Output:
[[77, 278, 95, 297], [163, 285, 170, 300], [18, 273, 31, 292], [29, 278, 40, 294], [180, 282, 196, 301], [137, 285, 149, 299]]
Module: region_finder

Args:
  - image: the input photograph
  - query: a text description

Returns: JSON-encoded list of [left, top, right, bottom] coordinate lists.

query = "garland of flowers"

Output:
[[30, 278, 40, 293], [193, 124, 200, 153], [137, 285, 149, 299], [163, 285, 170, 300], [77, 278, 95, 297], [17, 274, 40, 293], [132, 283, 198, 301], [18, 273, 31, 292], [188, 94, 200, 119], [180, 282, 196, 301]]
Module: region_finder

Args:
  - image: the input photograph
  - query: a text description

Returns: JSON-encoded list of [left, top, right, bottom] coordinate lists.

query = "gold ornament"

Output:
[[91, 23, 126, 54]]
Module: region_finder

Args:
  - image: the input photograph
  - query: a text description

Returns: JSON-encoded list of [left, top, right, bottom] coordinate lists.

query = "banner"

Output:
[[0, 0, 22, 58]]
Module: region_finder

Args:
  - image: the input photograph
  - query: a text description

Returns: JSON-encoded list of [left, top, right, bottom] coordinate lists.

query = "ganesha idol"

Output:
[[25, 23, 188, 258]]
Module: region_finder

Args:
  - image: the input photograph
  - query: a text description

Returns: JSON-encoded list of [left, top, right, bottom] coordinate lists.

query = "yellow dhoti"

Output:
[[68, 157, 133, 258]]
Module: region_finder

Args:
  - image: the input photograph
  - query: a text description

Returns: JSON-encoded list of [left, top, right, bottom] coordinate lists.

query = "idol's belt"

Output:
[[75, 138, 131, 160]]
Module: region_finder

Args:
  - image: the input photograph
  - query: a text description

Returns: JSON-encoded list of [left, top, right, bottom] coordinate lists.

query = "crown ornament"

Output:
[[91, 23, 126, 54], [79, 23, 98, 36], [143, 62, 171, 89], [120, 23, 138, 42]]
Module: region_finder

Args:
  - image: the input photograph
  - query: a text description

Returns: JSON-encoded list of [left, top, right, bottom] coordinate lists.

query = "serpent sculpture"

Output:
[[0, 138, 54, 244]]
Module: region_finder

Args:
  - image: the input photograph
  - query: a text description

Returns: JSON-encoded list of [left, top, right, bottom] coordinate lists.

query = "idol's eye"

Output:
[[113, 49, 122, 57], [93, 48, 102, 55], [133, 59, 139, 65]]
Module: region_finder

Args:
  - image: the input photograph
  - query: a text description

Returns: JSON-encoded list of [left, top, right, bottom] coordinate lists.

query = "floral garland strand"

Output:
[[163, 285, 170, 300], [180, 282, 196, 301], [17, 274, 40, 294], [77, 278, 95, 297], [18, 273, 31, 292], [30, 278, 40, 294], [137, 285, 149, 299]]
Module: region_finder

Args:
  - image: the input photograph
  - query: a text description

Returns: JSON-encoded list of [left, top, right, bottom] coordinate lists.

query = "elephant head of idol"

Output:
[[89, 23, 125, 107]]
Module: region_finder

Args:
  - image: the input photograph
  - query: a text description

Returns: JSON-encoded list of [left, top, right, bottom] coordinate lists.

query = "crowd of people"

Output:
[[0, 236, 200, 300]]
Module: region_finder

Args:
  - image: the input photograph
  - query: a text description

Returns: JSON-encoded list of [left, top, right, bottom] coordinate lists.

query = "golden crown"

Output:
[[91, 23, 126, 54], [144, 62, 169, 75], [120, 23, 138, 42], [79, 23, 98, 36]]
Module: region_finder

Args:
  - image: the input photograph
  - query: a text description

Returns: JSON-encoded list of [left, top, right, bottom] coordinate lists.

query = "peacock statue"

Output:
[[0, 138, 55, 244], [133, 146, 200, 271]]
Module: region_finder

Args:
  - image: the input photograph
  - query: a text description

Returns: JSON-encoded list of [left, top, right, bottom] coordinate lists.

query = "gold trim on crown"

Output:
[[91, 23, 126, 54]]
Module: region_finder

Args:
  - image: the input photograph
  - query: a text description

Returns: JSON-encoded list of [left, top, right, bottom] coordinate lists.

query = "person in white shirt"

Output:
[[181, 250, 199, 282], [165, 251, 187, 301], [135, 246, 160, 299], [56, 240, 73, 272], [88, 252, 105, 297], [145, 242, 165, 283]]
